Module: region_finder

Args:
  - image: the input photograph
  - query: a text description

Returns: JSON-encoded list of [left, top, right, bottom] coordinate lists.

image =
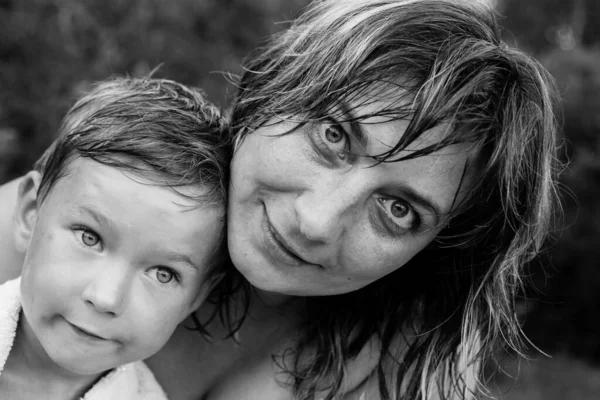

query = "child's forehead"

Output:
[[45, 158, 224, 266], [59, 157, 215, 205], [50, 158, 224, 228]]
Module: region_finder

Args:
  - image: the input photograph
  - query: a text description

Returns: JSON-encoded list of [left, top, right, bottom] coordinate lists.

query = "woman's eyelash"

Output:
[[314, 128, 334, 149]]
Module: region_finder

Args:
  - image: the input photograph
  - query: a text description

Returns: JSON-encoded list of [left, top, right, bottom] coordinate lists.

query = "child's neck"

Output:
[[0, 313, 104, 400]]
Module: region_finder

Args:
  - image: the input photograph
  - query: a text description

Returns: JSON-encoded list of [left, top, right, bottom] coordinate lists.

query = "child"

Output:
[[0, 77, 230, 399]]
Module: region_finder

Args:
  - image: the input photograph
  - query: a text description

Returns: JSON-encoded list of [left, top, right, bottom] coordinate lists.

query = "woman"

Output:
[[0, 0, 560, 398]]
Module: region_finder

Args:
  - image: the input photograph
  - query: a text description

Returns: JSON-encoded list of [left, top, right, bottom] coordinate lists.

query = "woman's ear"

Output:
[[14, 171, 42, 253]]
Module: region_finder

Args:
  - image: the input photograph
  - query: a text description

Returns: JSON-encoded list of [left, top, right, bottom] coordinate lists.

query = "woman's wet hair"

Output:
[[228, 0, 561, 398]]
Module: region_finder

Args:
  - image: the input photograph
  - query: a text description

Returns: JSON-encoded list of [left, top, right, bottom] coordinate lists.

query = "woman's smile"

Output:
[[228, 107, 474, 296], [261, 204, 321, 269]]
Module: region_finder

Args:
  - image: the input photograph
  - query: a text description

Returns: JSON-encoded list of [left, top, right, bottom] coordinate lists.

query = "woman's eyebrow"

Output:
[[336, 102, 444, 225], [397, 185, 443, 226], [338, 102, 370, 151]]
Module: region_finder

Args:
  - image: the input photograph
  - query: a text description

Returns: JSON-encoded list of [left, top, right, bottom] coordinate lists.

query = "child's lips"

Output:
[[66, 319, 110, 341]]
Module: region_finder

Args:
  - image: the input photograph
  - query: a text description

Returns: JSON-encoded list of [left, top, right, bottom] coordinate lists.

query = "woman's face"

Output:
[[228, 99, 476, 296]]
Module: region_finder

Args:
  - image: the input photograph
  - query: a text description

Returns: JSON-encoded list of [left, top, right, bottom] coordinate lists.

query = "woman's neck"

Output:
[[250, 286, 301, 310], [193, 282, 305, 344]]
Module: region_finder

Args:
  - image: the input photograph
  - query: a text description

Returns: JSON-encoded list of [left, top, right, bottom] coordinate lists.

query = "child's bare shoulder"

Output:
[[0, 177, 25, 284]]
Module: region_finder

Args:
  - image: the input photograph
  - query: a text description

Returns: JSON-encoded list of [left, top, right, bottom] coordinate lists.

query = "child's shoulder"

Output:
[[0, 276, 22, 374], [0, 178, 25, 285], [82, 361, 168, 400], [0, 276, 22, 318]]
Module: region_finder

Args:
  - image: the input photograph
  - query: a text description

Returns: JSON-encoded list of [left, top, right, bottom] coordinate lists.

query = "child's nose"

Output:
[[81, 266, 129, 316]]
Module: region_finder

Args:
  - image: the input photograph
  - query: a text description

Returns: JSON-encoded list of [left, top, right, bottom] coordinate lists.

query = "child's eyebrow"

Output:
[[78, 205, 113, 228], [166, 252, 201, 272]]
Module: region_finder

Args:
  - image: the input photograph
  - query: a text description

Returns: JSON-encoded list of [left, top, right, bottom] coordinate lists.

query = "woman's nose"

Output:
[[294, 183, 359, 244], [81, 264, 129, 317]]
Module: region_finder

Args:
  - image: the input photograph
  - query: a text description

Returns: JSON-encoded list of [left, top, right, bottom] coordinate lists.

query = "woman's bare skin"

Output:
[[145, 298, 380, 400]]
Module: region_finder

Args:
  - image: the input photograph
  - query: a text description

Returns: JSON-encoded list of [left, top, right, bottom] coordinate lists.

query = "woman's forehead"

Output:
[[343, 93, 454, 155]]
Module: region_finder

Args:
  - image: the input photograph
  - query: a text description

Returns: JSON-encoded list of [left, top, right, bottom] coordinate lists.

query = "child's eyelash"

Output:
[[72, 225, 103, 249], [159, 267, 181, 284]]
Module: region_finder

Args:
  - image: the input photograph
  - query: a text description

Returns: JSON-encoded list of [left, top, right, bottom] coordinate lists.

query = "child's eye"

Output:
[[73, 227, 103, 250], [153, 267, 179, 284], [82, 230, 99, 246]]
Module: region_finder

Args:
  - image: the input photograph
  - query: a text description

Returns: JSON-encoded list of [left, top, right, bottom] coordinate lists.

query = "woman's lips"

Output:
[[261, 206, 321, 269]]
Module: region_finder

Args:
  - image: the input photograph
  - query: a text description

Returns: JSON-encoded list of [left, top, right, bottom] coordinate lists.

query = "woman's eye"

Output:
[[376, 197, 419, 234], [324, 125, 345, 144], [389, 200, 410, 219], [78, 229, 101, 248], [154, 267, 176, 284], [312, 121, 351, 164]]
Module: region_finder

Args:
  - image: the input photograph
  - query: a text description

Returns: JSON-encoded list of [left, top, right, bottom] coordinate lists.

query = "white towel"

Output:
[[0, 277, 169, 400]]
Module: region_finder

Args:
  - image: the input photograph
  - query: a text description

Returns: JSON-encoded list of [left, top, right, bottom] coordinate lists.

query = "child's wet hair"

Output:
[[34, 76, 231, 283], [35, 76, 230, 207]]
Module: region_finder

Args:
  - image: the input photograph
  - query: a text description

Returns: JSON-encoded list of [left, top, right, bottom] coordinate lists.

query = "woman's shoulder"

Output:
[[147, 302, 306, 400], [0, 176, 26, 284], [205, 333, 384, 400]]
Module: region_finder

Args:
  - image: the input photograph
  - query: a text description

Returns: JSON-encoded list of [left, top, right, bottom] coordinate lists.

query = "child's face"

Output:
[[19, 158, 224, 375]]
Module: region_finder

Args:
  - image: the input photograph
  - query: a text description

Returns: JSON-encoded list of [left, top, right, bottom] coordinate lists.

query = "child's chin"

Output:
[[64, 362, 114, 376], [50, 353, 120, 376]]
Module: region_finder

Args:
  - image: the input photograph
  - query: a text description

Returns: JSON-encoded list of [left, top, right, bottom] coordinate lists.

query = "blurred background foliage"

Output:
[[0, 0, 599, 398], [499, 0, 600, 357], [0, 0, 307, 179]]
